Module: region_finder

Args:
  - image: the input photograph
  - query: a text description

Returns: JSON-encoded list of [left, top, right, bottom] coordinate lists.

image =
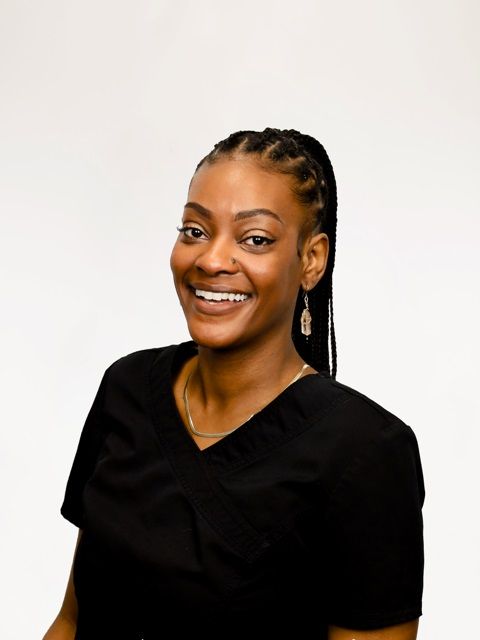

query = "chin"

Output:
[[186, 323, 249, 352]]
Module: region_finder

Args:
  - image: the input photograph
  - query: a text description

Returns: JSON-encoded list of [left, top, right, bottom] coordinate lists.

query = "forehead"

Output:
[[187, 157, 304, 224]]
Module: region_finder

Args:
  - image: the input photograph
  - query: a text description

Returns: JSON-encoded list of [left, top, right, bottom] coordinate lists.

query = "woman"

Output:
[[43, 128, 425, 639]]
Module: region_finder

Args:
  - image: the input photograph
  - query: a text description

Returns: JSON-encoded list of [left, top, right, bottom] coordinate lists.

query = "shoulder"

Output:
[[300, 375, 423, 488], [105, 342, 177, 374], [305, 374, 413, 440], [98, 342, 180, 393]]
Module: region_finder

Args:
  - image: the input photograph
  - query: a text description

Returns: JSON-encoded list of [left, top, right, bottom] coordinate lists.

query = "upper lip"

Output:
[[188, 282, 251, 295]]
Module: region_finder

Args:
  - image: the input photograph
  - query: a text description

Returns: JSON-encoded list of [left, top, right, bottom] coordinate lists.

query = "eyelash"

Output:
[[175, 225, 275, 248]]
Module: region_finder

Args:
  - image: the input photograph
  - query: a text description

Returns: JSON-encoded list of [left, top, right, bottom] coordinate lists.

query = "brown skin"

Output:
[[42, 529, 82, 639], [327, 620, 419, 639], [170, 155, 420, 639]]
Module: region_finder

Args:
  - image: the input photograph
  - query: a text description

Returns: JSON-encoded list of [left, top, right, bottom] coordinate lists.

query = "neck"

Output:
[[188, 329, 307, 410]]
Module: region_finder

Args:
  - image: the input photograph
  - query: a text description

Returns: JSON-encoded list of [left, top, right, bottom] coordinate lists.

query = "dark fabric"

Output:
[[61, 340, 425, 637]]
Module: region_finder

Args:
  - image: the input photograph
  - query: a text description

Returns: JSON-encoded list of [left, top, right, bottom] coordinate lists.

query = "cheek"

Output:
[[249, 254, 300, 295], [169, 241, 187, 278]]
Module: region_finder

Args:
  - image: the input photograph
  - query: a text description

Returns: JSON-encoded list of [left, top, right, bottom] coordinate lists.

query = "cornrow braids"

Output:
[[194, 127, 338, 379]]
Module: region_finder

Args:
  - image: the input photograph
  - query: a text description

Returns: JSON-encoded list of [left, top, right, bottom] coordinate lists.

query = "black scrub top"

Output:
[[61, 340, 425, 639]]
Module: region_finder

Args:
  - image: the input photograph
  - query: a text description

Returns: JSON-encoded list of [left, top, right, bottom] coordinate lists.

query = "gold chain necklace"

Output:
[[183, 362, 311, 438]]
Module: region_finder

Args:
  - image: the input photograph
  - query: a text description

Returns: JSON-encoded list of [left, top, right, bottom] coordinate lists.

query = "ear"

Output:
[[300, 232, 329, 290]]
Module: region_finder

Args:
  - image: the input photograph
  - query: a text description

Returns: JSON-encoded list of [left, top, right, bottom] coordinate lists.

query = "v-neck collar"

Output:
[[148, 339, 339, 469], [146, 340, 347, 562]]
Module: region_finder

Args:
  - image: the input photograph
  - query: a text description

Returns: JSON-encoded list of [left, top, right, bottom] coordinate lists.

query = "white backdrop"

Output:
[[1, 1, 478, 637]]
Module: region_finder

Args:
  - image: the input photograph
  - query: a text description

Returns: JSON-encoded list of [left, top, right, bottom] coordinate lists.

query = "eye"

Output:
[[242, 235, 275, 247], [176, 225, 206, 240]]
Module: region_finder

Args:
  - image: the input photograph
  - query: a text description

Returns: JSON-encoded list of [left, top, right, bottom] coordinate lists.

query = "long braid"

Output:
[[329, 283, 337, 379], [195, 128, 338, 378]]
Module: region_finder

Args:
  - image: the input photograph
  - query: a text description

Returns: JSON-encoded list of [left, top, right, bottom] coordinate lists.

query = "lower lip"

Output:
[[188, 288, 252, 315]]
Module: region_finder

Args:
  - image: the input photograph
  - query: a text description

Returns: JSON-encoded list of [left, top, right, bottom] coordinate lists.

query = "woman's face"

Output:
[[169, 156, 327, 351]]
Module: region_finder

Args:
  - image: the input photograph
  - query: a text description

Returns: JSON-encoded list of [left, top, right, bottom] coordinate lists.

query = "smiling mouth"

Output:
[[190, 287, 251, 303]]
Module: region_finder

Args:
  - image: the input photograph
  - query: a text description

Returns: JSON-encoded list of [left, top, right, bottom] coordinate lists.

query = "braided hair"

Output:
[[194, 127, 338, 379]]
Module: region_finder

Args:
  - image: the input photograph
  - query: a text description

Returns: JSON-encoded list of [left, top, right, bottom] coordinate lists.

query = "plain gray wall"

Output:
[[1, 1, 478, 637]]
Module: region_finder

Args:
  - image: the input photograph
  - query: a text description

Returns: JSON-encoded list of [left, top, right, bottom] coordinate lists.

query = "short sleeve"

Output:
[[324, 419, 425, 630], [60, 364, 113, 528]]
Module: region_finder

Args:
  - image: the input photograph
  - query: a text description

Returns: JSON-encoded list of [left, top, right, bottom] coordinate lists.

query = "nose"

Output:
[[193, 236, 238, 275]]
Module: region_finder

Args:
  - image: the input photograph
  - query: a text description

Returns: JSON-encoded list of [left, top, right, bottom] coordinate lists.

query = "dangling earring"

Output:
[[301, 286, 312, 339]]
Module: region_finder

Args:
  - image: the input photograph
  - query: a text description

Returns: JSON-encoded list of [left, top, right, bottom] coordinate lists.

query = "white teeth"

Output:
[[194, 288, 249, 302]]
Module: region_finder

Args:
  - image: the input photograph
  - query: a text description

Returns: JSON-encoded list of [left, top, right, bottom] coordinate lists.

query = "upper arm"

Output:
[[328, 618, 419, 639]]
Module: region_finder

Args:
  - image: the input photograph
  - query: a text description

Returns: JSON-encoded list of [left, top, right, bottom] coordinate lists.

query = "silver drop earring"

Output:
[[300, 287, 312, 339]]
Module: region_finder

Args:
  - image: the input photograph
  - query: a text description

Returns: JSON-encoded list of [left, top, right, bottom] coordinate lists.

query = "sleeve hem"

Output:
[[60, 504, 84, 528], [329, 605, 423, 630]]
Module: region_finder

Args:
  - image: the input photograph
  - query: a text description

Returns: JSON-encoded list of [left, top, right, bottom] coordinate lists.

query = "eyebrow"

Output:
[[183, 201, 284, 225]]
